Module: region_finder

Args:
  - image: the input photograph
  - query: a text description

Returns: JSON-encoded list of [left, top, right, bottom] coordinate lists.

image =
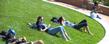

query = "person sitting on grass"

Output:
[[28, 16, 44, 29], [90, 1, 101, 19], [0, 28, 16, 40], [51, 16, 93, 35], [15, 36, 27, 44], [28, 16, 71, 41]]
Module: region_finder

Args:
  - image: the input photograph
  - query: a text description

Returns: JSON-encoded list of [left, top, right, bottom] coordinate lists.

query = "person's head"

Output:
[[21, 36, 27, 42], [94, 1, 99, 5], [1, 30, 7, 35], [34, 40, 44, 44], [37, 16, 44, 22], [58, 16, 65, 25], [82, 19, 87, 22], [28, 41, 34, 44]]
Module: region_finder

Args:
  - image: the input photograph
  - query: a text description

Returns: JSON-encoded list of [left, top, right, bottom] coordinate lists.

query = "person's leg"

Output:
[[48, 26, 69, 41], [48, 26, 62, 35], [59, 26, 70, 41], [96, 15, 101, 19], [90, 10, 96, 18], [83, 27, 87, 32], [0, 35, 5, 38], [64, 31, 71, 40], [58, 26, 71, 40], [28, 23, 37, 28], [85, 26, 93, 35]]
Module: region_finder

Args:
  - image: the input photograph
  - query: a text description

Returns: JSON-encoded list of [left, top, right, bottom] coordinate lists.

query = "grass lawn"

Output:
[[0, 0, 105, 44]]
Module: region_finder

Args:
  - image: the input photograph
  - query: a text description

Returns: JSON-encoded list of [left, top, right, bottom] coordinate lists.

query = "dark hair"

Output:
[[0, 30, 7, 35], [37, 16, 43, 22], [81, 19, 87, 22], [94, 1, 98, 6], [36, 16, 43, 25], [78, 19, 87, 25], [51, 17, 58, 22], [58, 16, 64, 25]]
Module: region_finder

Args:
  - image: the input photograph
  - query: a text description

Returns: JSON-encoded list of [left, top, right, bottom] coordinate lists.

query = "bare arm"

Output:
[[86, 26, 93, 35], [40, 27, 47, 32], [40, 24, 51, 32]]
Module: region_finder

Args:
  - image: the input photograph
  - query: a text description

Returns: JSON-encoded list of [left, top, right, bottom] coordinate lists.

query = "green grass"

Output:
[[0, 0, 105, 44]]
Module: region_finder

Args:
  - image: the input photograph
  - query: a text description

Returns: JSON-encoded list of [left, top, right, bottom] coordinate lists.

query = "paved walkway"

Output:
[[43, 0, 109, 44]]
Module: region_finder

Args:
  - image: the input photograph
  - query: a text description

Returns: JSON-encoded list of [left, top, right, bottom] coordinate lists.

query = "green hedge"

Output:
[[93, 0, 109, 6]]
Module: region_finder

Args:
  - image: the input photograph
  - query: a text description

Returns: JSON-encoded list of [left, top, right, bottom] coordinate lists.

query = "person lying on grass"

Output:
[[0, 28, 16, 40], [51, 16, 93, 35], [7, 36, 44, 44], [28, 16, 71, 41], [5, 36, 17, 44]]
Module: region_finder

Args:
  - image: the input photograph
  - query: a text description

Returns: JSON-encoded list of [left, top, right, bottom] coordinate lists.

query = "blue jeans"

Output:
[[47, 26, 70, 40]]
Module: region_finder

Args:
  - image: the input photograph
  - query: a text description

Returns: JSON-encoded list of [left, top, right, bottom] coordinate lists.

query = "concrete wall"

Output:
[[55, 0, 109, 16]]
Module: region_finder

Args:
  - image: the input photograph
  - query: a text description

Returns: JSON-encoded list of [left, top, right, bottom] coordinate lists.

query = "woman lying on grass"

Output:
[[28, 16, 71, 41], [51, 16, 93, 35]]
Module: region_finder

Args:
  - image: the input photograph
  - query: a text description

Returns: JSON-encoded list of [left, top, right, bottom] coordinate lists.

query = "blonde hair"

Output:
[[34, 40, 44, 44]]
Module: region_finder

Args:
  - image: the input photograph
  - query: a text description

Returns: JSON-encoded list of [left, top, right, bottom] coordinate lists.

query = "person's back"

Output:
[[35, 16, 44, 29]]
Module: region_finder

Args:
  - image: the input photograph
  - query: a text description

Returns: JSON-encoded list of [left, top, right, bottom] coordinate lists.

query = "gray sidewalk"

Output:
[[43, 0, 109, 44]]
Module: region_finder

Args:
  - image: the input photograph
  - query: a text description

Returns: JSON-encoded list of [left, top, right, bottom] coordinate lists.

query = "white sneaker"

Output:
[[65, 39, 69, 41], [28, 23, 32, 26]]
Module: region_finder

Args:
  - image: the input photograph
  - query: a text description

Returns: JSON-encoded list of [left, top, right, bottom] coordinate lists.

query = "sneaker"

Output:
[[28, 23, 32, 26]]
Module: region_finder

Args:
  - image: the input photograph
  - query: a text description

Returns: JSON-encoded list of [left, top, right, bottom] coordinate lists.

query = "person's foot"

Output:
[[84, 29, 87, 32], [90, 33, 94, 36], [68, 37, 71, 40], [28, 23, 32, 26], [96, 15, 101, 19]]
